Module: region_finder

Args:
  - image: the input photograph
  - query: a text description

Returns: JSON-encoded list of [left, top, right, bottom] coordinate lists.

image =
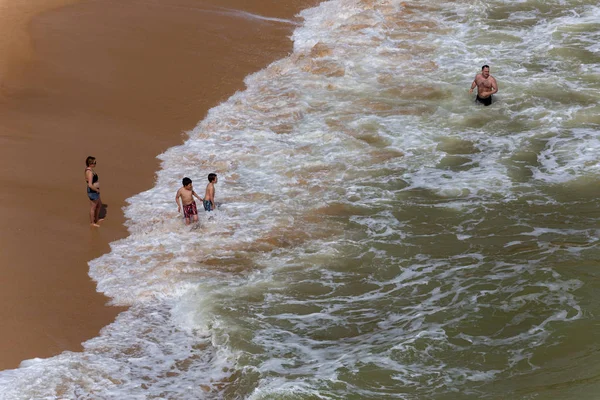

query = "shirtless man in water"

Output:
[[469, 65, 498, 106]]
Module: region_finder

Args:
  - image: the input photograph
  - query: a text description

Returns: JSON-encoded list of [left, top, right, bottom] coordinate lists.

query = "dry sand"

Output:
[[0, 0, 317, 370]]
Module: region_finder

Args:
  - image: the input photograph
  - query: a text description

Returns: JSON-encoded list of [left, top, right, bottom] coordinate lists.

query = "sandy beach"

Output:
[[0, 0, 316, 370]]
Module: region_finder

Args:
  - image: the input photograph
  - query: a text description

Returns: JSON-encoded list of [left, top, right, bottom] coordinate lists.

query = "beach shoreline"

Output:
[[0, 0, 317, 370]]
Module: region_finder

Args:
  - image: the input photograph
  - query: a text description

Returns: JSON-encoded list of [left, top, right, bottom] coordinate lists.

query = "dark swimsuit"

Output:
[[476, 95, 492, 106], [86, 168, 99, 201]]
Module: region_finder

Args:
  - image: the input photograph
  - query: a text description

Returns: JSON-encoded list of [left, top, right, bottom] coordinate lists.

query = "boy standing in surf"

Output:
[[203, 173, 218, 212], [176, 177, 203, 225], [469, 65, 498, 106]]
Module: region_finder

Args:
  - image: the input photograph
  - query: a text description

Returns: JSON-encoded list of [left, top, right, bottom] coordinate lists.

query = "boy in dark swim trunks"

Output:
[[203, 173, 218, 212], [175, 177, 203, 225]]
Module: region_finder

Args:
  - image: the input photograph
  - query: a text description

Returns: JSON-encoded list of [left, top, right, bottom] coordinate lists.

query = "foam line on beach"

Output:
[[215, 8, 301, 25], [137, 1, 300, 25]]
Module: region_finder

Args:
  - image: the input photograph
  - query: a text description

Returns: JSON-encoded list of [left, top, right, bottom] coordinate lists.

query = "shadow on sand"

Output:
[[98, 203, 108, 220]]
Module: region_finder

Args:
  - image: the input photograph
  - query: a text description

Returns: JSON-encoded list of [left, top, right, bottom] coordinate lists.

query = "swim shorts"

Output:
[[203, 200, 213, 212], [183, 201, 198, 219], [87, 187, 100, 201], [476, 95, 492, 106]]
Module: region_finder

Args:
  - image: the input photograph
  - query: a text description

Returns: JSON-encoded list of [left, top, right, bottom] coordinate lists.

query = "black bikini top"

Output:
[[86, 168, 98, 184]]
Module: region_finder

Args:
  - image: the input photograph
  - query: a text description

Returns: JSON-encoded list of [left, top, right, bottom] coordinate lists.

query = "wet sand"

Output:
[[0, 0, 317, 370]]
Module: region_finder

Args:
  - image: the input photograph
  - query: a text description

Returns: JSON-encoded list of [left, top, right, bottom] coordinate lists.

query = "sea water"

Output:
[[1, 0, 599, 398]]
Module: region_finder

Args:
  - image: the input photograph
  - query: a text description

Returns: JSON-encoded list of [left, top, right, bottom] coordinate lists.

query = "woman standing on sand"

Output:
[[85, 156, 103, 227]]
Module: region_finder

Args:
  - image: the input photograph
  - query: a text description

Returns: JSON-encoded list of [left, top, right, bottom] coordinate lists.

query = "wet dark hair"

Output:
[[482, 65, 490, 70], [86, 156, 96, 167], [182, 177, 192, 186], [208, 173, 217, 182]]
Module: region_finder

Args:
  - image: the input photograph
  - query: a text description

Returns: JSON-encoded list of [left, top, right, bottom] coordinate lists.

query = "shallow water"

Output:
[[1, 0, 599, 398]]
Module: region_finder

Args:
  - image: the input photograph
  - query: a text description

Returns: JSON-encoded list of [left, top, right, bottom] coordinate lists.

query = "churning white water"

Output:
[[1, 0, 599, 398]]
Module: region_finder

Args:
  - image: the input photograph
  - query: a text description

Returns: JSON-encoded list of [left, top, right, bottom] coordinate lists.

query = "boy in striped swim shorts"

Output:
[[176, 177, 203, 225]]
